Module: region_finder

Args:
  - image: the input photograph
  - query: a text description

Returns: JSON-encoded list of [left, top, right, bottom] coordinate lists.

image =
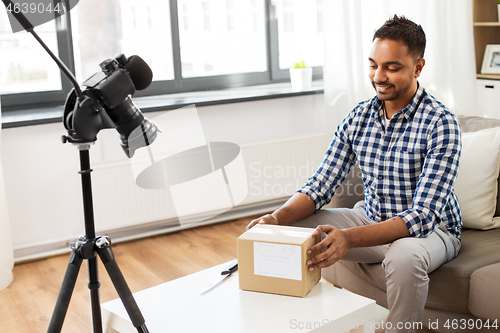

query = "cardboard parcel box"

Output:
[[237, 224, 321, 297]]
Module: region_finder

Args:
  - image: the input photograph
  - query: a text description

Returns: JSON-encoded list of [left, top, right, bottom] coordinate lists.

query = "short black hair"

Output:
[[373, 15, 426, 59]]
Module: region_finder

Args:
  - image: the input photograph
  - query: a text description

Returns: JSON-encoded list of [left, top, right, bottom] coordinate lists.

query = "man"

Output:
[[246, 15, 462, 333]]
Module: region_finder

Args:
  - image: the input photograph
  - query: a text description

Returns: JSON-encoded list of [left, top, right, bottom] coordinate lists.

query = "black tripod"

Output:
[[47, 143, 149, 333], [0, 2, 153, 331]]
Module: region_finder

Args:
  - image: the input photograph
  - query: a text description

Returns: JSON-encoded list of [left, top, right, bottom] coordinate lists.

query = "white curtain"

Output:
[[0, 95, 14, 291], [323, 0, 477, 127]]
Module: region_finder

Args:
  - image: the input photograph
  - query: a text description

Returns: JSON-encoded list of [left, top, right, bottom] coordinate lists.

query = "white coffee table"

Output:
[[102, 261, 377, 333]]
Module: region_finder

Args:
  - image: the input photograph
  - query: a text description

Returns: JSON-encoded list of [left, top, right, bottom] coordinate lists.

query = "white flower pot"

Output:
[[289, 67, 313, 92]]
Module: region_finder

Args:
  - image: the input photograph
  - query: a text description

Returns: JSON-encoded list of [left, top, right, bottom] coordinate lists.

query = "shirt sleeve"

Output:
[[397, 112, 462, 238], [297, 109, 358, 211]]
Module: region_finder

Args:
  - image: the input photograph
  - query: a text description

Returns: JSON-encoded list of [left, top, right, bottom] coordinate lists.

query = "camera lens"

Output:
[[106, 97, 160, 158]]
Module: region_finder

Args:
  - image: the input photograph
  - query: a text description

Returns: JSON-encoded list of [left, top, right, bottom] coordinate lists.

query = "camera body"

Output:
[[84, 54, 136, 109], [63, 54, 158, 158]]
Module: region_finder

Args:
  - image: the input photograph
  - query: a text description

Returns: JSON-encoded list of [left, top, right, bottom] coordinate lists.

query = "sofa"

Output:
[[322, 115, 500, 332]]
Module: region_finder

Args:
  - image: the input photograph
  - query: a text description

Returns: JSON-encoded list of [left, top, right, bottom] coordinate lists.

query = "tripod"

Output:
[[47, 142, 149, 333], [0, 2, 153, 331]]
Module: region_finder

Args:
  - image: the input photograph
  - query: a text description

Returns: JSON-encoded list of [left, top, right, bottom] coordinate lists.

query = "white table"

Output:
[[102, 261, 377, 333]]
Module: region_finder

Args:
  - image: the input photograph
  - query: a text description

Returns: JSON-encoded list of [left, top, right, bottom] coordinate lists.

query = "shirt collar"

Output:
[[372, 83, 425, 121]]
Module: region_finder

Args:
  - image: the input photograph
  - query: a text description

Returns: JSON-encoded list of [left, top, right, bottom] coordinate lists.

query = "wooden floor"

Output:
[[0, 216, 252, 333], [0, 215, 433, 333]]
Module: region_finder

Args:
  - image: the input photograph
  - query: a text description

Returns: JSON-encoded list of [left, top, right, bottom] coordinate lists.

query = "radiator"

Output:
[[241, 134, 328, 204]]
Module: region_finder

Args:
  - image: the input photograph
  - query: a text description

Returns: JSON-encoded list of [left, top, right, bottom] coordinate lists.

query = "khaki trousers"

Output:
[[290, 201, 461, 333]]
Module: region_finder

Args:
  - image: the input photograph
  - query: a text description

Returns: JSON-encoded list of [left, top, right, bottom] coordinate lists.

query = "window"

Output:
[[178, 0, 267, 78], [71, 0, 175, 83], [0, 0, 323, 118]]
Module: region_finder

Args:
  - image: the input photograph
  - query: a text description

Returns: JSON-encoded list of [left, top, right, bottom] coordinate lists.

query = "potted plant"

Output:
[[289, 59, 313, 92]]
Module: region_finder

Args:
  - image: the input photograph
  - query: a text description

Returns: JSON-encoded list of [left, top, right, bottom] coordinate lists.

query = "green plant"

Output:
[[497, 0, 500, 4], [292, 59, 307, 69]]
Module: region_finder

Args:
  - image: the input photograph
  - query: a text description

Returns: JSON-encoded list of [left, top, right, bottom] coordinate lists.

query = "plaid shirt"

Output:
[[298, 85, 462, 239]]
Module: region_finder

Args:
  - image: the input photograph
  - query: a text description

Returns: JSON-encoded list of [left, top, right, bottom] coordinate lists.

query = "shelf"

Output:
[[474, 22, 500, 26], [477, 73, 500, 80]]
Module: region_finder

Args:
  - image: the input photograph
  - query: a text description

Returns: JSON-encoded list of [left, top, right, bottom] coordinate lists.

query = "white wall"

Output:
[[1, 94, 338, 258]]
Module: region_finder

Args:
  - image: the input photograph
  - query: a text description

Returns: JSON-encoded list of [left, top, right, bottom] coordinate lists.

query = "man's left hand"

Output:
[[306, 225, 350, 271]]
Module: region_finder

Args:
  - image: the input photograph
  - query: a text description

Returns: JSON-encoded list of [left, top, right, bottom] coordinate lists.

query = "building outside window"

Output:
[[274, 0, 324, 69], [0, 18, 61, 94], [178, 0, 267, 78]]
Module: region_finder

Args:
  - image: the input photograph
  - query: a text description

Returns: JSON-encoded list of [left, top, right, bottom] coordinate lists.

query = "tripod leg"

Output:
[[47, 248, 83, 333], [96, 237, 149, 333], [87, 256, 103, 333]]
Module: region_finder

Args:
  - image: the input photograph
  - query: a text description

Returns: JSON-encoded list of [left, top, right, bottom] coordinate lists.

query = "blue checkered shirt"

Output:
[[298, 85, 462, 239]]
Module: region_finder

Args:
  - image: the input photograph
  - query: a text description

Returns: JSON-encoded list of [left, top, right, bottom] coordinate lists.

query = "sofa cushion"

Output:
[[329, 228, 500, 314], [469, 263, 500, 321], [458, 115, 500, 218], [454, 127, 500, 229]]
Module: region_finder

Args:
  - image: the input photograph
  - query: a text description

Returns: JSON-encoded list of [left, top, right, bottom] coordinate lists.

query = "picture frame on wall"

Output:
[[481, 44, 500, 74]]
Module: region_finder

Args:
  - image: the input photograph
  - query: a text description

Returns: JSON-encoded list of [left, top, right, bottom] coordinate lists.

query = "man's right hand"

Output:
[[246, 213, 279, 230]]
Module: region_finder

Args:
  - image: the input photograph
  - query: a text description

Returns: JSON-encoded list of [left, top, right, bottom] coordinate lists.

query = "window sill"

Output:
[[1, 80, 324, 129]]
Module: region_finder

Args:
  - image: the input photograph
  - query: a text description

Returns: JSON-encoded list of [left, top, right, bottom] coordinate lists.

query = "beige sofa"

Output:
[[322, 116, 500, 332]]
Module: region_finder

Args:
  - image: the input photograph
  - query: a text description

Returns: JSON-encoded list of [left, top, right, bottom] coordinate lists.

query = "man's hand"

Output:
[[305, 217, 410, 271], [306, 225, 350, 271], [245, 193, 316, 231], [246, 213, 279, 230]]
